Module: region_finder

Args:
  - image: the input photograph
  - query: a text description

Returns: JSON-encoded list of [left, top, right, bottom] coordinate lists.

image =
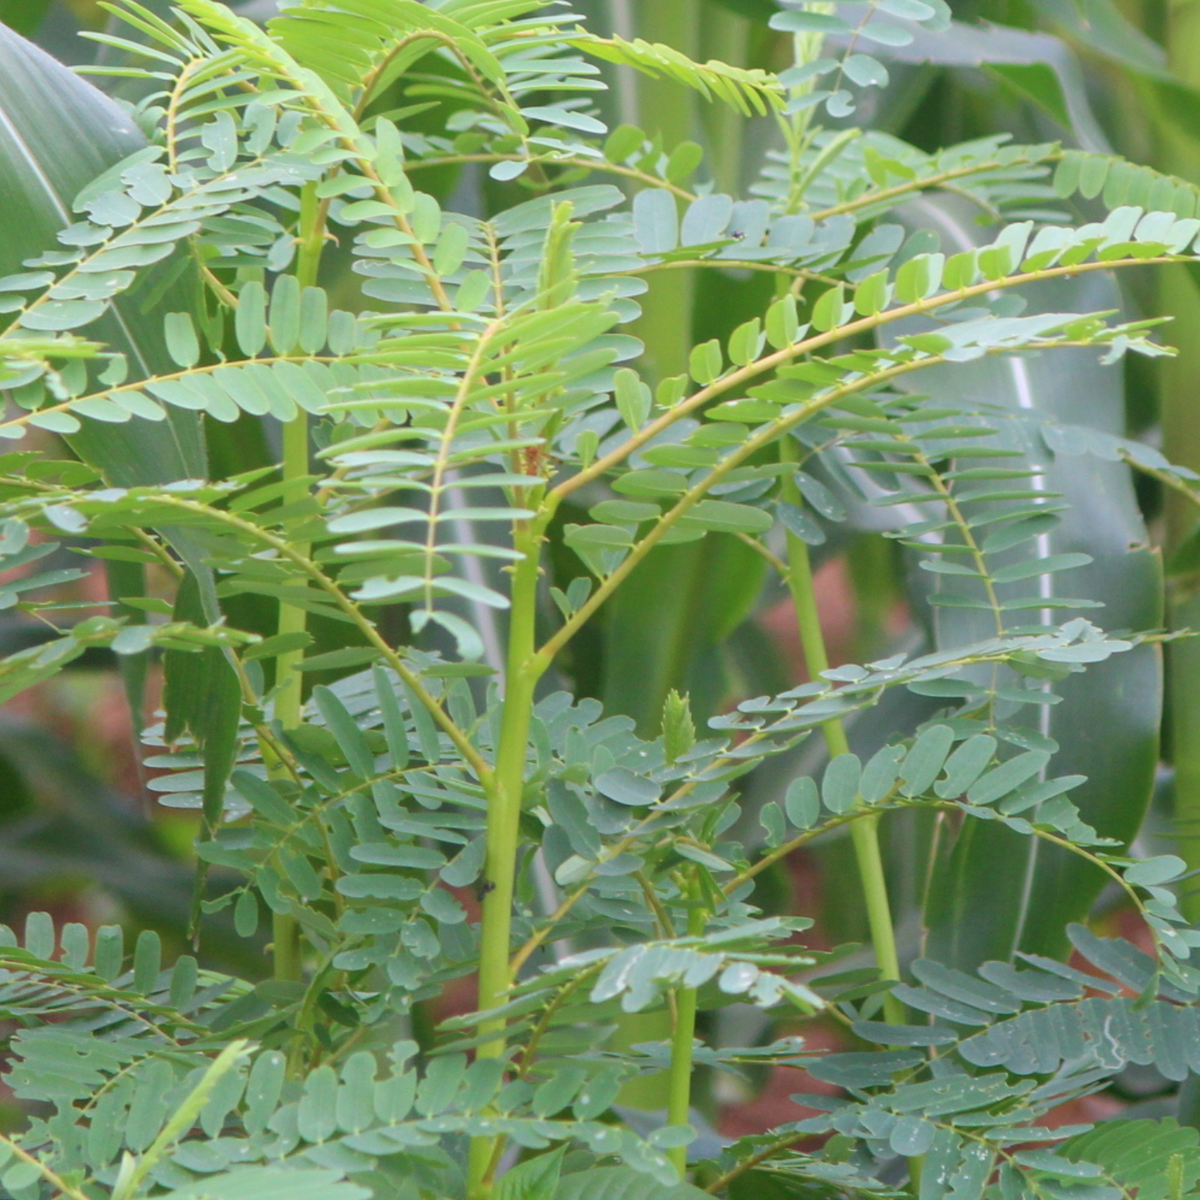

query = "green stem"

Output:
[[779, 440, 904, 1025], [666, 873, 706, 1178], [848, 818, 903, 1012], [271, 910, 301, 987], [467, 520, 546, 1199], [270, 179, 324, 985]]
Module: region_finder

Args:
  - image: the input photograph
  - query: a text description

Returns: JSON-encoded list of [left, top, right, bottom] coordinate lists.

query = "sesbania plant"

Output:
[[9, 1, 1200, 1198]]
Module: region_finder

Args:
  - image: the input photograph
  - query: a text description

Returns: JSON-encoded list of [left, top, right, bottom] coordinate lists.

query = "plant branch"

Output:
[[538, 335, 1112, 667], [703, 1129, 811, 1194], [0, 1134, 94, 1200], [405, 151, 699, 200], [547, 255, 1181, 508], [803, 151, 1063, 223], [131, 495, 495, 786]]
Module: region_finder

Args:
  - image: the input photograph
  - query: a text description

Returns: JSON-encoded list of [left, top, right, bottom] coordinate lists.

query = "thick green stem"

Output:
[[467, 522, 545, 1198], [780, 442, 904, 1024], [666, 874, 706, 1178], [666, 983, 699, 1176], [271, 910, 301, 986], [270, 180, 324, 985]]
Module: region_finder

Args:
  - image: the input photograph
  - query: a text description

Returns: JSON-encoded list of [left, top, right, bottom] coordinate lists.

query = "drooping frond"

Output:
[[570, 33, 784, 116]]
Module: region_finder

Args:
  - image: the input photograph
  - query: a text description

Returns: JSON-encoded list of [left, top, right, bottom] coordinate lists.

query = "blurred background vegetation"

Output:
[[5, 0, 1200, 1131]]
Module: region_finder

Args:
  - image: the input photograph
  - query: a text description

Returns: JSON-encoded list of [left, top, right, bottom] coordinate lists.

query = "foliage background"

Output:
[[3, 0, 1200, 1157]]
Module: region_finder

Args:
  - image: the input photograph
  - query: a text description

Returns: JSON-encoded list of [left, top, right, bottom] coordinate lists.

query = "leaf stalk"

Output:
[[666, 871, 706, 1178], [270, 178, 324, 986]]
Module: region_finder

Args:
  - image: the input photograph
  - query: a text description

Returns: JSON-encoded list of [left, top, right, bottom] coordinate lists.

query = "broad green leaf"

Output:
[[298, 285, 327, 354], [373, 665, 410, 771], [681, 500, 772, 535], [853, 269, 892, 316], [1124, 855, 1187, 886], [162, 572, 242, 835], [496, 1146, 566, 1200], [0, 0, 53, 35], [433, 222, 469, 276], [681, 194, 732, 246], [314, 685, 376, 779], [861, 744, 905, 803], [599, 537, 765, 734], [967, 751, 1051, 805], [727, 317, 762, 366], [164, 311, 200, 369], [986, 62, 1072, 128], [892, 201, 1162, 967], [24, 910, 53, 959], [935, 734, 997, 798], [765, 294, 799, 349]]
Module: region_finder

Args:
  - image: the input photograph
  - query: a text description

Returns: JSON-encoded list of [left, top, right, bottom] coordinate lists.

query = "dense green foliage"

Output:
[[6, 1, 1200, 1198]]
